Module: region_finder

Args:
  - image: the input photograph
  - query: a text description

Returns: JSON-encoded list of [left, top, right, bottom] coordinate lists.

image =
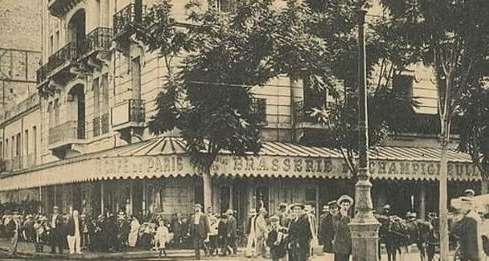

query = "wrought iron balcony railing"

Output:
[[81, 27, 113, 57], [294, 100, 316, 123], [37, 63, 49, 83], [112, 99, 146, 128], [113, 3, 145, 37], [47, 42, 80, 73], [48, 120, 85, 146], [251, 98, 267, 125]]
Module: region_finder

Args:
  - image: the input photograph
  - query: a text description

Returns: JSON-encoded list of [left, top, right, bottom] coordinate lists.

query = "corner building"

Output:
[[0, 0, 485, 231]]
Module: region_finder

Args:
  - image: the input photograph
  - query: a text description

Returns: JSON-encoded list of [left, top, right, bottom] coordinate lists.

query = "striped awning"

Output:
[[0, 136, 482, 191]]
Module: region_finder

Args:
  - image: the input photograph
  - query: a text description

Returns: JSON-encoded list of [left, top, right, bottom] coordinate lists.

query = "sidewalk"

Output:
[[0, 239, 442, 260]]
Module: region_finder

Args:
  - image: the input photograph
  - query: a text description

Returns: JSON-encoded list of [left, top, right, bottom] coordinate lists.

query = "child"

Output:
[[266, 216, 287, 261], [154, 219, 169, 257]]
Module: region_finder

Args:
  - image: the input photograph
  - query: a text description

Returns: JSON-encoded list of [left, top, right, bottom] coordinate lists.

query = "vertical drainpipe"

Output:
[[290, 78, 297, 142]]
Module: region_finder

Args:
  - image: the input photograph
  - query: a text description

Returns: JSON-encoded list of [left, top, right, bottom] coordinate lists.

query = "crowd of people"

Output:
[[0, 189, 483, 260]]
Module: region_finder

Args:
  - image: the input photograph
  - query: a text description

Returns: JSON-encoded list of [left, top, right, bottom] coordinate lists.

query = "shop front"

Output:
[[0, 137, 484, 228]]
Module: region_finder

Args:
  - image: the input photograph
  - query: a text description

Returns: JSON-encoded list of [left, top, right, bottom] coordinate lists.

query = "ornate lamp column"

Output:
[[348, 7, 380, 261]]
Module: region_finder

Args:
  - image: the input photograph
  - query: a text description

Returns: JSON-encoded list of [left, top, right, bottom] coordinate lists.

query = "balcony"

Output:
[[251, 98, 267, 125], [48, 120, 86, 158], [48, 0, 83, 18], [113, 3, 145, 51], [112, 99, 146, 143], [80, 27, 113, 65]]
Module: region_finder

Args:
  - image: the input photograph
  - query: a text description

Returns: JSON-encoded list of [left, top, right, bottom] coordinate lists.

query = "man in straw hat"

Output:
[[333, 195, 354, 261], [287, 203, 312, 261], [452, 196, 483, 261], [189, 203, 210, 260]]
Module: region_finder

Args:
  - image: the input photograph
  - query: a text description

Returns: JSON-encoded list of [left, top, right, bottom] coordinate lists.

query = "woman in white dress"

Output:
[[154, 220, 169, 257], [128, 216, 140, 248]]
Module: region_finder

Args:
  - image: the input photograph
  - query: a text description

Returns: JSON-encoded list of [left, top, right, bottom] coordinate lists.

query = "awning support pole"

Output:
[[101, 182, 104, 216]]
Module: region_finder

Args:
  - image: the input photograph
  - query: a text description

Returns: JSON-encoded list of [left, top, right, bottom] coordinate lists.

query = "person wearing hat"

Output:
[[319, 201, 339, 254], [333, 195, 353, 261], [254, 208, 268, 258], [287, 203, 312, 261], [188, 203, 210, 260], [226, 209, 238, 255], [464, 188, 476, 197], [453, 196, 483, 261], [7, 212, 21, 256], [66, 209, 82, 254], [277, 203, 290, 228], [245, 208, 258, 257], [382, 204, 391, 216], [266, 216, 287, 261], [49, 206, 64, 254]]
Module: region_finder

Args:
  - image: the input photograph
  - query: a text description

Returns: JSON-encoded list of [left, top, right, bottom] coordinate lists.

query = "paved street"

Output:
[[0, 239, 435, 260]]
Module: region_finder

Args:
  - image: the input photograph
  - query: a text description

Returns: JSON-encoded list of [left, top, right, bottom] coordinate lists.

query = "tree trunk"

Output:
[[439, 126, 450, 261], [203, 168, 212, 212]]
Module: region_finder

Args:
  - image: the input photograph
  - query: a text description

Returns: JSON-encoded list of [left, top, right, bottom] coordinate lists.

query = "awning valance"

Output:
[[0, 136, 482, 191]]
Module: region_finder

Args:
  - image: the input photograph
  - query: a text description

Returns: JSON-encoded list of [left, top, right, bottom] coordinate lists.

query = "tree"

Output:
[[380, 0, 489, 259], [303, 0, 419, 176]]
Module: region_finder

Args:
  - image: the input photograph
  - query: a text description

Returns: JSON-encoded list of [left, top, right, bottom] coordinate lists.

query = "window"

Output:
[[32, 126, 37, 160], [393, 74, 414, 99], [215, 0, 238, 13], [101, 74, 110, 134], [16, 133, 20, 156], [49, 35, 54, 55], [48, 101, 53, 128], [303, 76, 327, 110], [54, 99, 60, 125], [24, 129, 29, 155], [5, 140, 8, 159], [93, 77, 100, 137], [0, 141, 3, 160], [55, 31, 60, 51], [131, 57, 141, 99]]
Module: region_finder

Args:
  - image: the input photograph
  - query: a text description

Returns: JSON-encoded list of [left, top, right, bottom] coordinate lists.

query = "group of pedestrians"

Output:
[[244, 194, 354, 261]]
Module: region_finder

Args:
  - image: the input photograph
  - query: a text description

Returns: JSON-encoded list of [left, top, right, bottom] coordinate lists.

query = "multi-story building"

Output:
[[0, 0, 484, 229]]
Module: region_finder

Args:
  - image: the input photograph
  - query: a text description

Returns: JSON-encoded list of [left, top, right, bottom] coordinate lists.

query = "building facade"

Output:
[[0, 0, 485, 232]]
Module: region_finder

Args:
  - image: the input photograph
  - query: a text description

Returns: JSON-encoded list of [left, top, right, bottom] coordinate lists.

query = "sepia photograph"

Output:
[[0, 0, 488, 260]]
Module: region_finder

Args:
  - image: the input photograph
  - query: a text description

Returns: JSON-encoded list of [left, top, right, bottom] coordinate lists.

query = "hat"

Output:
[[406, 212, 416, 219], [337, 195, 354, 206], [194, 203, 202, 209], [464, 189, 475, 197], [249, 209, 257, 215], [225, 209, 234, 215], [270, 215, 279, 223], [328, 200, 339, 208], [53, 206, 59, 210], [290, 203, 305, 209], [279, 203, 287, 209], [322, 205, 329, 210], [383, 204, 391, 210]]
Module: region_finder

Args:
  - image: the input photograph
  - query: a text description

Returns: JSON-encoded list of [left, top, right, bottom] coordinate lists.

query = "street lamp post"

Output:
[[348, 7, 380, 261]]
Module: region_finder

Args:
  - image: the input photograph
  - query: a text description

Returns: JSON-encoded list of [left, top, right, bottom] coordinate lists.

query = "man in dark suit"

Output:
[[319, 201, 339, 253], [226, 209, 238, 255], [287, 203, 312, 261], [7, 212, 21, 256], [49, 206, 64, 254], [189, 204, 210, 260], [333, 195, 354, 261], [453, 196, 482, 261]]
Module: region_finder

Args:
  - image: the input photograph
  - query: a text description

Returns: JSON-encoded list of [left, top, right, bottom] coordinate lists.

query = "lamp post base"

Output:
[[349, 220, 380, 261]]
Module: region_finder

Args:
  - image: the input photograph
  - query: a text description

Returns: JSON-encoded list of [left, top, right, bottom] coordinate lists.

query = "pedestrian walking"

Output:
[[319, 201, 339, 255], [277, 203, 290, 228], [154, 219, 169, 257], [207, 209, 219, 256], [189, 203, 210, 260], [226, 209, 238, 255], [49, 206, 64, 254], [128, 215, 140, 248], [7, 212, 21, 256], [255, 207, 268, 258], [245, 208, 258, 258], [333, 195, 353, 261], [218, 214, 231, 256], [453, 196, 483, 261], [34, 216, 48, 252], [266, 216, 287, 261], [171, 213, 185, 247], [66, 210, 82, 254], [287, 203, 312, 261]]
